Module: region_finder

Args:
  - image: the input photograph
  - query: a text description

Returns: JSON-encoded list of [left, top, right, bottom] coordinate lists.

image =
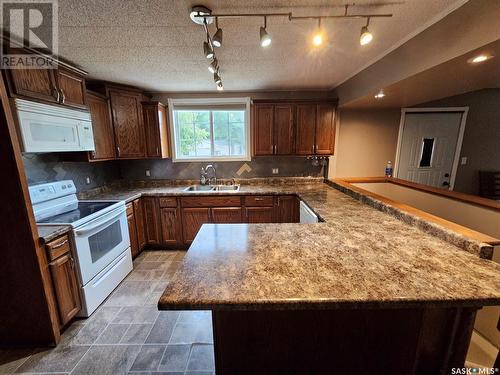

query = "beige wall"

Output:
[[419, 88, 500, 196], [331, 109, 401, 178]]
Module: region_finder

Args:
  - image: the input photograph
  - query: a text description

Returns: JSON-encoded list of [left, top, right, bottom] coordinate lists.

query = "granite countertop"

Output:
[[37, 225, 71, 243], [79, 179, 500, 310]]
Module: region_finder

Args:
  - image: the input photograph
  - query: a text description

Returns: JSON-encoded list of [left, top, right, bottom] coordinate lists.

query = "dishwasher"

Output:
[[299, 201, 319, 223]]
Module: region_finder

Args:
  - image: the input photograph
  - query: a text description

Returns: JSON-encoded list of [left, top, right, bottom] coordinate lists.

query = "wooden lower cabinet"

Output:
[[245, 206, 275, 223], [160, 207, 182, 247], [143, 197, 162, 246], [127, 207, 139, 258], [212, 207, 243, 223], [277, 195, 300, 223], [134, 198, 147, 250], [182, 208, 210, 244], [46, 235, 81, 327]]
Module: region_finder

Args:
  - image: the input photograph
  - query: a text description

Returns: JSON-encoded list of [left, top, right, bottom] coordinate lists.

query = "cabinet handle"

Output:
[[315, 145, 318, 153], [312, 145, 315, 154], [60, 89, 66, 104], [51, 239, 68, 249], [254, 198, 264, 201], [53, 89, 60, 102], [70, 255, 75, 269], [117, 146, 121, 157], [156, 147, 159, 155], [91, 151, 96, 159]]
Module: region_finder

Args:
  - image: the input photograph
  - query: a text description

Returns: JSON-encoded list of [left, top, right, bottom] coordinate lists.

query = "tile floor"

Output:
[[0, 250, 215, 375]]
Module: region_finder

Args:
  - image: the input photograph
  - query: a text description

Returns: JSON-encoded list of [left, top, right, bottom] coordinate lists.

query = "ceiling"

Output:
[[342, 38, 500, 109], [56, 0, 466, 92]]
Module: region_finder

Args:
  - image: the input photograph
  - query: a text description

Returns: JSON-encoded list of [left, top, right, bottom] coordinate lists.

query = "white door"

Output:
[[396, 110, 467, 189]]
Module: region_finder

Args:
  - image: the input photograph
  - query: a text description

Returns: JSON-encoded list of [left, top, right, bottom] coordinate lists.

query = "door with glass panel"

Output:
[[396, 110, 467, 189]]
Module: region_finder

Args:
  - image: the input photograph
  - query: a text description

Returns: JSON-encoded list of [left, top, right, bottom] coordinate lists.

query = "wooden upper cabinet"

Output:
[[54, 68, 87, 109], [5, 68, 58, 103], [295, 104, 317, 155], [109, 89, 146, 158], [87, 91, 115, 160], [315, 104, 335, 155], [142, 101, 170, 158], [274, 105, 294, 155], [254, 104, 274, 155]]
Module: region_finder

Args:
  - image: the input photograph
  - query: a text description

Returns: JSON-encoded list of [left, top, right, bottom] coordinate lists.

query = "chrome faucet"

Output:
[[204, 164, 217, 185]]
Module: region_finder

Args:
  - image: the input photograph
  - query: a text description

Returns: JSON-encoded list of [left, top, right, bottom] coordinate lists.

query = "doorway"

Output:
[[394, 108, 468, 189]]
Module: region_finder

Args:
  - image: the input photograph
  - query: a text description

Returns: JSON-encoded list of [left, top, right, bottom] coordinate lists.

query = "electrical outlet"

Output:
[[461, 157, 467, 165], [272, 168, 279, 175], [145, 169, 151, 177], [85, 176, 91, 185]]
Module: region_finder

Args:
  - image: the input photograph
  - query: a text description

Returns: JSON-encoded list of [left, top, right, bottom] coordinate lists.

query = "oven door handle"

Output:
[[74, 206, 126, 236]]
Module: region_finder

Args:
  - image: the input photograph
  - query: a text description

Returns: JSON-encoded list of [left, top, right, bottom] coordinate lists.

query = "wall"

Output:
[[22, 154, 120, 191], [330, 108, 401, 178], [418, 88, 500, 196], [119, 156, 324, 180]]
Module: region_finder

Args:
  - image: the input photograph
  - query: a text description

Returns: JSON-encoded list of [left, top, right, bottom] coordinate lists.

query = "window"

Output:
[[168, 98, 251, 162]]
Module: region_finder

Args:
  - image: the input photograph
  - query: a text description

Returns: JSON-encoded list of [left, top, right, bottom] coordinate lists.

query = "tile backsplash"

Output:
[[23, 154, 326, 192], [22, 154, 121, 192], [119, 156, 325, 180]]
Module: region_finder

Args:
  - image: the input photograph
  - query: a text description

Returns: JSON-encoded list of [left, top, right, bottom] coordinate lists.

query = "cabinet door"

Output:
[[134, 199, 147, 250], [160, 207, 182, 247], [254, 104, 274, 155], [143, 197, 161, 245], [127, 211, 139, 258], [315, 104, 335, 155], [295, 104, 316, 155], [55, 69, 87, 109], [5, 68, 58, 103], [109, 90, 146, 158], [274, 105, 294, 155], [245, 207, 275, 223], [277, 196, 299, 223], [87, 92, 115, 160], [49, 253, 81, 326], [143, 104, 161, 158], [182, 208, 210, 244], [212, 207, 243, 223]]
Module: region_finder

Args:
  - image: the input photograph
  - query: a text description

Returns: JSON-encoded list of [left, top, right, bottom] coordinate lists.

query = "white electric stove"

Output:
[[29, 180, 133, 317]]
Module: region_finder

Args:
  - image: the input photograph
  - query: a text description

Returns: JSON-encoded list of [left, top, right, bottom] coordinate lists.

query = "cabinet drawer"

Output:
[[126, 202, 134, 215], [244, 196, 274, 206], [46, 234, 71, 261], [159, 197, 177, 208], [181, 196, 242, 208]]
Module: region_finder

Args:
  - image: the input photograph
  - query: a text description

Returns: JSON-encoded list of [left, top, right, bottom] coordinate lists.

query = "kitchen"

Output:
[[0, 0, 499, 374]]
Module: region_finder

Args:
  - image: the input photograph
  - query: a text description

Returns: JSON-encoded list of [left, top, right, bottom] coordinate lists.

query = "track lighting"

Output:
[[360, 18, 373, 46], [214, 72, 222, 85], [374, 90, 385, 99], [217, 82, 224, 91], [212, 18, 223, 47], [203, 41, 214, 59], [208, 59, 218, 73], [312, 18, 324, 46], [260, 16, 271, 47]]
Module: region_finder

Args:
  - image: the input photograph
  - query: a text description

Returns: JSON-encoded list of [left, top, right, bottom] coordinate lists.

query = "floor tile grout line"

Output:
[[65, 342, 92, 375], [154, 344, 169, 372]]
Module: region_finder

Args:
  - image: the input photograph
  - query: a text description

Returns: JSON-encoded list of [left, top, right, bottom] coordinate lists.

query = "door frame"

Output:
[[394, 107, 469, 190]]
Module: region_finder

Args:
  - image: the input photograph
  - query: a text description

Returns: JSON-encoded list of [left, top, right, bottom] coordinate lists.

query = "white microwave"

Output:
[[14, 98, 95, 153]]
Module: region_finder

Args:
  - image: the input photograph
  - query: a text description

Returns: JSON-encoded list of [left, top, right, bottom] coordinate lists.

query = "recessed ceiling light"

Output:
[[374, 90, 385, 99], [469, 54, 493, 64]]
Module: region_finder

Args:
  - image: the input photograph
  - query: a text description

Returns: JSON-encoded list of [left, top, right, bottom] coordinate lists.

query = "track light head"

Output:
[[360, 26, 373, 45], [312, 18, 324, 46], [213, 28, 223, 47], [208, 59, 218, 73], [216, 82, 224, 91], [214, 72, 222, 84], [260, 26, 271, 47], [203, 41, 214, 59]]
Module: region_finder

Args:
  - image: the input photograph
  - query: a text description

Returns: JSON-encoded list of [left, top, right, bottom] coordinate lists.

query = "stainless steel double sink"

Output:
[[183, 184, 240, 192]]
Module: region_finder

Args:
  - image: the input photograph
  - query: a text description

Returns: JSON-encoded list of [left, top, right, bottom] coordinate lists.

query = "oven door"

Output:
[[73, 204, 130, 285]]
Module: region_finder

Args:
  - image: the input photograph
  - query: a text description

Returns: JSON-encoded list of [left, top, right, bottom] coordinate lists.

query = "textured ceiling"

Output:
[[57, 0, 466, 92]]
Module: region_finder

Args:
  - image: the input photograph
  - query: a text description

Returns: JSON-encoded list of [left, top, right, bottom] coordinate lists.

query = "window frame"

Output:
[[167, 97, 251, 163]]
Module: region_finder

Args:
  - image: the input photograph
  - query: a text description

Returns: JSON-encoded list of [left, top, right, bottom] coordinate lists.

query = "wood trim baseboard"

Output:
[[332, 178, 500, 247]]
